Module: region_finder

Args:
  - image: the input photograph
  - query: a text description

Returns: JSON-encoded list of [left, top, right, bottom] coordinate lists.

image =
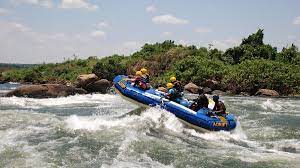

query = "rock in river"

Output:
[[255, 89, 279, 97], [75, 74, 99, 88], [85, 79, 111, 93], [75, 74, 111, 93], [5, 84, 87, 98], [184, 82, 201, 94]]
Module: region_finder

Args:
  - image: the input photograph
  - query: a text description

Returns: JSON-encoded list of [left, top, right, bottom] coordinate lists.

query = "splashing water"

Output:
[[261, 99, 283, 111], [0, 83, 300, 167]]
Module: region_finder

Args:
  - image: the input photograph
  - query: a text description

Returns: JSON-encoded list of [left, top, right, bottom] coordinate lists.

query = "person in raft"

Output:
[[132, 71, 147, 90], [195, 94, 214, 117], [164, 82, 191, 108], [170, 76, 183, 93], [212, 95, 227, 116], [140, 68, 150, 89], [165, 83, 181, 103]]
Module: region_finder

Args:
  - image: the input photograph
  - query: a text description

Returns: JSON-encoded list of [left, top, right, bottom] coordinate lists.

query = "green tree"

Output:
[[224, 29, 277, 64], [277, 44, 300, 64], [241, 29, 264, 46], [92, 55, 127, 81]]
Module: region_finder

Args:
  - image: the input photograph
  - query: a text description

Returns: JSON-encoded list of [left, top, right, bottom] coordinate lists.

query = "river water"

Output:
[[0, 83, 299, 168]]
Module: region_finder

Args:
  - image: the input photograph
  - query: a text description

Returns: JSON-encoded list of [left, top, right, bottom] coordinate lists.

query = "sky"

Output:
[[0, 0, 299, 63]]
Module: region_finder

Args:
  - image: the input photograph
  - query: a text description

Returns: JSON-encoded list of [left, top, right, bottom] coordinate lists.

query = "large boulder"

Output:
[[184, 82, 200, 94], [255, 89, 279, 97], [85, 79, 111, 93], [202, 79, 220, 90], [226, 81, 241, 94], [5, 84, 87, 98], [75, 74, 98, 88], [75, 74, 111, 93], [0, 76, 7, 84]]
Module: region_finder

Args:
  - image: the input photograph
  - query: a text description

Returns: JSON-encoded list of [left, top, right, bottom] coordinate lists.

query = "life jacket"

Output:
[[134, 76, 142, 86], [167, 88, 181, 102], [134, 77, 147, 90], [191, 95, 209, 112], [142, 74, 150, 83]]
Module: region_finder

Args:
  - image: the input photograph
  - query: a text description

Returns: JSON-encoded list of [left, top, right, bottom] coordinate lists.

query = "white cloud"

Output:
[[117, 41, 142, 55], [211, 39, 239, 50], [152, 14, 189, 25], [96, 21, 109, 28], [60, 0, 98, 11], [11, 0, 53, 8], [9, 22, 31, 32], [161, 31, 172, 37], [0, 8, 11, 15], [293, 16, 300, 25], [90, 30, 106, 38], [194, 27, 212, 33], [146, 5, 156, 13], [0, 20, 111, 63]]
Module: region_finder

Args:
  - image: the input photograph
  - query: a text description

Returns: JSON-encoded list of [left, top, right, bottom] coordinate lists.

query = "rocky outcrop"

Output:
[[202, 79, 220, 90], [0, 77, 7, 84], [255, 89, 279, 97], [184, 82, 200, 94], [75, 74, 99, 88], [226, 81, 241, 94], [85, 79, 111, 93], [5, 84, 87, 98], [75, 74, 111, 93]]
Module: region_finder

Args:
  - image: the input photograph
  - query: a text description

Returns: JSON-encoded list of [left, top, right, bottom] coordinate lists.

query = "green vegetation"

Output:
[[1, 29, 300, 95], [1, 57, 98, 83], [92, 55, 128, 81]]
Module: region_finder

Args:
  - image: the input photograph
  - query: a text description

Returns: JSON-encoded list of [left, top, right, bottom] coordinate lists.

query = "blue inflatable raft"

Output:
[[113, 75, 237, 131]]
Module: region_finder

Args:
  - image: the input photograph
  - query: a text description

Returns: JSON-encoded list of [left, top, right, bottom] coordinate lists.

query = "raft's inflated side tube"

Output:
[[113, 75, 237, 131]]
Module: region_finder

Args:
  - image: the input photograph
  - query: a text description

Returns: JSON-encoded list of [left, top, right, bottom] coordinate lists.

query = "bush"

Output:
[[92, 55, 127, 81], [223, 59, 300, 94], [277, 44, 300, 65], [171, 57, 226, 85]]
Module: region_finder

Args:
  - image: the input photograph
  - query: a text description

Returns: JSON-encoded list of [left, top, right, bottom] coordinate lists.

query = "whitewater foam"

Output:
[[261, 99, 283, 111], [1, 92, 300, 167], [0, 94, 136, 110], [64, 106, 182, 133], [182, 121, 248, 144], [65, 115, 139, 131]]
